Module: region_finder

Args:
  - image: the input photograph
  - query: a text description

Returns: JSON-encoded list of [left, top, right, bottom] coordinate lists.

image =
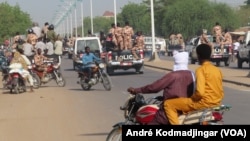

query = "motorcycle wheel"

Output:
[[101, 72, 112, 91], [56, 73, 66, 87], [80, 77, 91, 90], [32, 74, 41, 89], [106, 126, 122, 141], [12, 78, 19, 94]]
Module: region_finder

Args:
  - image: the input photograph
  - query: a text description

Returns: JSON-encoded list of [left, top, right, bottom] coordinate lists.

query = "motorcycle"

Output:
[[3, 63, 27, 94], [31, 58, 66, 87], [76, 60, 112, 91], [106, 94, 232, 141]]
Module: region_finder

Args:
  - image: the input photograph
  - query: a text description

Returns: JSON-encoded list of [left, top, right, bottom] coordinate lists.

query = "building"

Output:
[[102, 11, 114, 18]]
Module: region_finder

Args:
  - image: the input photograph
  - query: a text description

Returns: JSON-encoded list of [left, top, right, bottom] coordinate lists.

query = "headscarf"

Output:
[[173, 50, 189, 71]]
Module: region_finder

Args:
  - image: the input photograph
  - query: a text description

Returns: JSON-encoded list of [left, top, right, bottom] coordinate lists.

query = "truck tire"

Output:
[[216, 61, 220, 66], [224, 58, 230, 66], [237, 58, 243, 68]]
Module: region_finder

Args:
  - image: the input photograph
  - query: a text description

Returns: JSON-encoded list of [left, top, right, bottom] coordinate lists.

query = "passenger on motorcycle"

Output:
[[127, 51, 195, 125], [33, 48, 48, 82], [80, 46, 101, 83], [164, 44, 224, 125]]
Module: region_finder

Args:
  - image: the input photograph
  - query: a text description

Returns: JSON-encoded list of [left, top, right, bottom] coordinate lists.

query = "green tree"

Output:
[[0, 2, 32, 43], [161, 0, 240, 39], [119, 3, 151, 35], [245, 0, 250, 5]]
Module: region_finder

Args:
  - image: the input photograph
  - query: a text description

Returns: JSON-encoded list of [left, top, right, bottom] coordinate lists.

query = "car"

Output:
[[72, 37, 103, 70]]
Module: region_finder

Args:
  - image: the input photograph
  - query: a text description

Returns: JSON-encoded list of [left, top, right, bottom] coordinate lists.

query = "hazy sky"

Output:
[[0, 0, 245, 27]]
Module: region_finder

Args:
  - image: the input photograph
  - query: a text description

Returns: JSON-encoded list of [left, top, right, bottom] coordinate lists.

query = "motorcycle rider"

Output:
[[8, 49, 34, 92], [47, 24, 57, 45], [17, 48, 34, 92], [80, 46, 101, 84], [33, 48, 48, 82], [164, 43, 224, 125], [127, 51, 195, 125]]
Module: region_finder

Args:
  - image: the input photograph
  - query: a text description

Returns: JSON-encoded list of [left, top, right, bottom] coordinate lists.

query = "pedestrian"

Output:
[[164, 43, 224, 125], [127, 50, 195, 125], [54, 35, 63, 55], [23, 39, 35, 62], [42, 22, 49, 42], [35, 36, 46, 55], [47, 24, 57, 45], [32, 22, 42, 38], [45, 38, 54, 58], [122, 21, 134, 50]]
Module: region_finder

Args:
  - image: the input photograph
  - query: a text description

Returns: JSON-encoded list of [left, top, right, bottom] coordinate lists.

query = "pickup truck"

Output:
[[103, 41, 144, 75], [237, 31, 250, 68], [190, 35, 231, 66], [72, 37, 104, 70]]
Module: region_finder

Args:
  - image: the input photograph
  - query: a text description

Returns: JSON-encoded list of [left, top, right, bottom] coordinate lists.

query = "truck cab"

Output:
[[72, 37, 104, 70], [237, 31, 250, 68], [190, 35, 231, 66]]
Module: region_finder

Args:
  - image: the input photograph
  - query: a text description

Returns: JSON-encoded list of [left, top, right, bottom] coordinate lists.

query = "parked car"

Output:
[[143, 36, 166, 57]]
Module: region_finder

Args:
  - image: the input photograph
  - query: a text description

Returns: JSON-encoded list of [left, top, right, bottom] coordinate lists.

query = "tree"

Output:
[[0, 2, 32, 43], [119, 3, 151, 35], [245, 0, 250, 5], [161, 0, 240, 40]]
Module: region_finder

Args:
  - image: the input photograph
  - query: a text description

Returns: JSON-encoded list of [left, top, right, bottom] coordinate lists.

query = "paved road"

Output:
[[0, 55, 249, 141]]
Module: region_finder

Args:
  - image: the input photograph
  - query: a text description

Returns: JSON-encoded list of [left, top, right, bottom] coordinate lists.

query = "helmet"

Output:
[[48, 24, 54, 30], [27, 28, 34, 34], [136, 105, 159, 124]]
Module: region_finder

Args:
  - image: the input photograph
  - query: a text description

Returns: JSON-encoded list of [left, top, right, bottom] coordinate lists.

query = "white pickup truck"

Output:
[[72, 37, 105, 70], [237, 31, 250, 68]]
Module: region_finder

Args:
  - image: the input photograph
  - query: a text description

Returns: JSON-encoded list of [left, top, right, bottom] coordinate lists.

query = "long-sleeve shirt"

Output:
[[191, 61, 224, 107], [81, 53, 101, 67], [134, 70, 195, 124]]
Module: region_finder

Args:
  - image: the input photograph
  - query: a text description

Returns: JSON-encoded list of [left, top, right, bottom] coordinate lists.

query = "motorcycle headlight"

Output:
[[99, 63, 105, 68]]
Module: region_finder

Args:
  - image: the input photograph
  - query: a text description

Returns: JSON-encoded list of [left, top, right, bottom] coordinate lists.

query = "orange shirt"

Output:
[[191, 61, 224, 107]]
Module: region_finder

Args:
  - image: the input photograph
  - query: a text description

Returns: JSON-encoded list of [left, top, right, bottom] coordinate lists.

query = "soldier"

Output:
[[122, 21, 134, 50], [131, 31, 144, 60], [200, 29, 213, 54], [42, 22, 49, 42], [47, 24, 57, 45], [176, 33, 185, 50], [108, 23, 117, 48], [114, 22, 124, 50], [32, 22, 42, 38], [221, 28, 232, 55], [212, 22, 223, 44], [26, 28, 38, 49]]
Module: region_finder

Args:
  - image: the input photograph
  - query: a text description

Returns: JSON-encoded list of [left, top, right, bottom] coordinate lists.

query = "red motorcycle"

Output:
[[31, 58, 66, 87], [106, 94, 232, 141]]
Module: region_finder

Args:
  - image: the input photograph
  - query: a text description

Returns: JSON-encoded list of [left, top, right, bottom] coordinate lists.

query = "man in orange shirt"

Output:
[[164, 43, 224, 125]]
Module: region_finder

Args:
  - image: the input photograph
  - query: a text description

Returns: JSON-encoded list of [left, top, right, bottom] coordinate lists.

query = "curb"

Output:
[[144, 64, 250, 87]]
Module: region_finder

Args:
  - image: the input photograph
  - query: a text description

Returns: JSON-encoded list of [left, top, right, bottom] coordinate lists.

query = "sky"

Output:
[[0, 0, 246, 28]]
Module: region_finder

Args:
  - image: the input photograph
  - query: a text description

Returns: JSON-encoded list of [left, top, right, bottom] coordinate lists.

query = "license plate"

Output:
[[212, 55, 222, 58], [121, 62, 132, 66]]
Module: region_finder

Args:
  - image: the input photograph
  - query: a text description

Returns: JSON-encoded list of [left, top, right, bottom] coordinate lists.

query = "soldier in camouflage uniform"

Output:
[[123, 21, 134, 50]]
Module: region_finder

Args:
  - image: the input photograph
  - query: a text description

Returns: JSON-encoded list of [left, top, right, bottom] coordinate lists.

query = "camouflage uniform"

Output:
[[114, 23, 124, 50], [123, 23, 134, 50], [132, 32, 144, 59]]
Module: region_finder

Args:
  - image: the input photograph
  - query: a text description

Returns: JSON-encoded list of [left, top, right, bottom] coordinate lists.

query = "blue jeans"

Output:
[[81, 66, 91, 80]]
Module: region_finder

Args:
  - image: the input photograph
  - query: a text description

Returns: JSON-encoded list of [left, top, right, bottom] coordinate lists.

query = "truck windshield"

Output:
[[76, 39, 100, 53]]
